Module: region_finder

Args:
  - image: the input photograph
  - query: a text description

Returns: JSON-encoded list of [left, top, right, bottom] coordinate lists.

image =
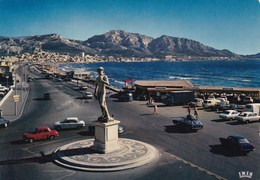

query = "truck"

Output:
[[245, 103, 260, 115], [163, 91, 195, 106]]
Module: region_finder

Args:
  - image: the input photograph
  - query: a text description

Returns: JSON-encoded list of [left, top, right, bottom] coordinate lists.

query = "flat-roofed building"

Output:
[[134, 80, 193, 100]]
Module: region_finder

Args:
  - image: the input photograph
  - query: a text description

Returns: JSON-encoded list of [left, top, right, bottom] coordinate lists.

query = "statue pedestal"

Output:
[[92, 120, 120, 154]]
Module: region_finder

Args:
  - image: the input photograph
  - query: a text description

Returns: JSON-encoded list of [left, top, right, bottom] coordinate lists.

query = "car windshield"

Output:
[[223, 111, 230, 115], [239, 113, 248, 117], [238, 138, 249, 144]]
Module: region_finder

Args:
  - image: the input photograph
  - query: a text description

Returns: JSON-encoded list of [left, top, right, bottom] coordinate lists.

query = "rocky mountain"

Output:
[[0, 34, 95, 56], [241, 53, 260, 59], [148, 35, 236, 58], [84, 30, 153, 57], [0, 30, 255, 59]]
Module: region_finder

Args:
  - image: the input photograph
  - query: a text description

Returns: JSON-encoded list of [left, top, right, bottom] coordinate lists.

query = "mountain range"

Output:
[[0, 30, 259, 60]]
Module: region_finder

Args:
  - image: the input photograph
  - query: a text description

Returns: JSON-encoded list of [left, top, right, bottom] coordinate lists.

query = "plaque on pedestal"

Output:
[[92, 119, 121, 154]]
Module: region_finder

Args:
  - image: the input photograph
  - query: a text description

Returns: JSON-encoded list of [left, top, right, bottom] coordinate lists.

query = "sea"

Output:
[[58, 60, 260, 89]]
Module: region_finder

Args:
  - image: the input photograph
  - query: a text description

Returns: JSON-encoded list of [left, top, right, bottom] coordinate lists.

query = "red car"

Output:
[[23, 126, 59, 143]]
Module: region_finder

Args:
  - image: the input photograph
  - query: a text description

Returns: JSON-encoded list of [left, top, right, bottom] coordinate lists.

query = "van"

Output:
[[203, 99, 221, 108], [216, 97, 229, 106], [245, 103, 260, 115], [190, 98, 204, 107]]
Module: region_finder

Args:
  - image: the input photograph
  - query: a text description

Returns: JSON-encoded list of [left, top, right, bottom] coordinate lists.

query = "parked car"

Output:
[[88, 122, 124, 135], [235, 112, 260, 123], [54, 117, 85, 130], [219, 135, 255, 154], [83, 92, 93, 99], [118, 93, 133, 102], [216, 97, 229, 106], [203, 99, 221, 108], [190, 98, 204, 107], [219, 110, 240, 120], [218, 104, 246, 112], [23, 126, 59, 143], [0, 117, 9, 128], [54, 77, 62, 82], [172, 115, 203, 132], [242, 96, 253, 104], [0, 85, 9, 94], [73, 85, 88, 91]]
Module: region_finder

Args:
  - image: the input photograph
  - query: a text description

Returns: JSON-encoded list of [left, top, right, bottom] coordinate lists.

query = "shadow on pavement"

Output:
[[10, 140, 28, 145], [78, 131, 94, 136], [54, 147, 96, 157], [33, 98, 50, 101], [164, 125, 193, 134], [226, 121, 242, 125], [209, 145, 248, 157], [0, 151, 52, 165], [211, 119, 230, 123], [140, 114, 153, 116]]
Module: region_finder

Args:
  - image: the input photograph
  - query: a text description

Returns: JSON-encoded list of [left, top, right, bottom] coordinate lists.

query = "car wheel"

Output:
[[29, 138, 34, 143], [57, 126, 61, 131], [49, 135, 55, 140], [77, 126, 81, 129], [246, 120, 249, 124], [4, 123, 8, 128]]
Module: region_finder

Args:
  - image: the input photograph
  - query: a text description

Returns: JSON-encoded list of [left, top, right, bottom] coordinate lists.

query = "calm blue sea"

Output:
[[59, 60, 260, 88]]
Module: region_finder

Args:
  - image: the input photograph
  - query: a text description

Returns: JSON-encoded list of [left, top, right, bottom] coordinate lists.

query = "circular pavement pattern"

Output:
[[53, 138, 159, 172]]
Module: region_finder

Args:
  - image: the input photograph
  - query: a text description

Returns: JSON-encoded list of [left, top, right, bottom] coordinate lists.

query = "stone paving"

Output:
[[53, 138, 159, 172]]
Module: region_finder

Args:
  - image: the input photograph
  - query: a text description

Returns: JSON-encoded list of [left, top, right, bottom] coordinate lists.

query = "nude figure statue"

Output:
[[94, 67, 112, 122]]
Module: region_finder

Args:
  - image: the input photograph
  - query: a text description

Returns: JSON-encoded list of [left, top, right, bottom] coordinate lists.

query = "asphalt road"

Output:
[[0, 72, 259, 180]]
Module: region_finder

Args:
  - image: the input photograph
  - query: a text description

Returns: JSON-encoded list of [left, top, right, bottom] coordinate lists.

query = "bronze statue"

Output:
[[94, 67, 112, 122]]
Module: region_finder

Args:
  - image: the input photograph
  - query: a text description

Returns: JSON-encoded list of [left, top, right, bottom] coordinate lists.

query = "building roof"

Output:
[[134, 80, 193, 88], [193, 86, 260, 93]]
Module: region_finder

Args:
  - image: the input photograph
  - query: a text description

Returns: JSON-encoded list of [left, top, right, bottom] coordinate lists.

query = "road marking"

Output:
[[42, 170, 76, 180], [22, 135, 83, 151], [163, 151, 227, 180]]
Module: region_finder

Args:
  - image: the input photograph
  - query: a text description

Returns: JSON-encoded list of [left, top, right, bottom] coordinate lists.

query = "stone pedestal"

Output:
[[92, 120, 120, 154]]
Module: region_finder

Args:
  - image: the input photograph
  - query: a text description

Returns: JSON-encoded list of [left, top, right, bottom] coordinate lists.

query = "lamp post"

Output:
[[6, 75, 9, 88]]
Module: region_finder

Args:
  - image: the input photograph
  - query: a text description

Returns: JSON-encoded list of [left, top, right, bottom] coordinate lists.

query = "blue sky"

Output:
[[0, 0, 259, 55]]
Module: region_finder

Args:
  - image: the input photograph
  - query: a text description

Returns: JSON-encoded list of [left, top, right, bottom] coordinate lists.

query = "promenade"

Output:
[[0, 83, 29, 122]]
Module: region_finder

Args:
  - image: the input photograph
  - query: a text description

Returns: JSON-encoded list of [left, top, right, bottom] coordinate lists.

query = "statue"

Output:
[[94, 67, 112, 122]]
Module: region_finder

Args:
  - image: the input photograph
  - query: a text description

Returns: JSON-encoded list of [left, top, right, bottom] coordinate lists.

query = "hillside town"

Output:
[[0, 48, 245, 88]]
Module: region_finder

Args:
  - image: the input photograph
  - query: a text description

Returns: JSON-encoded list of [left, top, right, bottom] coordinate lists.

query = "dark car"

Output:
[[173, 115, 203, 132], [0, 117, 9, 128], [216, 104, 246, 112], [118, 93, 133, 102], [220, 135, 255, 154], [43, 93, 51, 100]]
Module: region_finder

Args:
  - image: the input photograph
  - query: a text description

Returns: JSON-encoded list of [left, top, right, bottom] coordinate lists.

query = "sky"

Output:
[[0, 0, 259, 55]]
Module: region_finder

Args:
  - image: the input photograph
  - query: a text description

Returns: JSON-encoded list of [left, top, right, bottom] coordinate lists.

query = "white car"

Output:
[[219, 110, 240, 120], [83, 91, 93, 99], [0, 85, 9, 94], [54, 117, 85, 130], [235, 112, 260, 123]]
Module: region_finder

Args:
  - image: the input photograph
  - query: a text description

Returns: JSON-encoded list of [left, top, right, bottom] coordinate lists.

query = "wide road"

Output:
[[0, 72, 259, 180]]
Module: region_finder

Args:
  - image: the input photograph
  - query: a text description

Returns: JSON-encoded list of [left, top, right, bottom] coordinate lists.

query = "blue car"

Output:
[[173, 115, 203, 132], [0, 117, 9, 128], [220, 135, 255, 154]]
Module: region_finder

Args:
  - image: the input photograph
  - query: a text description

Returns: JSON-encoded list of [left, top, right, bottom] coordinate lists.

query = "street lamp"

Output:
[[6, 75, 9, 88]]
